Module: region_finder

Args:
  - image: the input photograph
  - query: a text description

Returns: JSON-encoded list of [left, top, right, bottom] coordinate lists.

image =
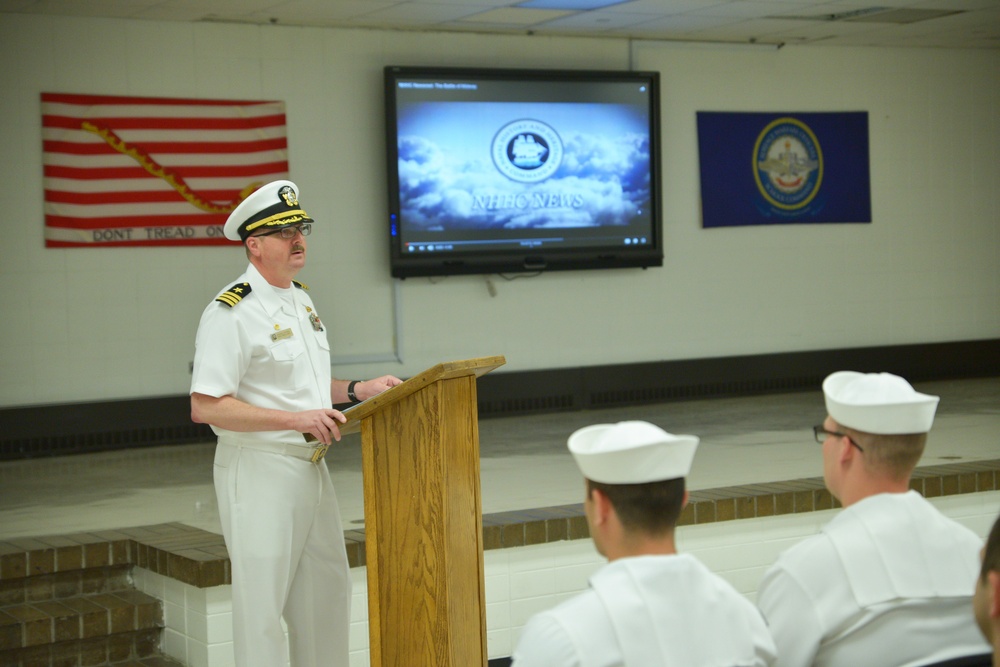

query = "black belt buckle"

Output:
[[310, 444, 330, 463]]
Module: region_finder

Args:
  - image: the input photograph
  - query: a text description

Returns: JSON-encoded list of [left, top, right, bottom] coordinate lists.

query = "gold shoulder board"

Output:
[[215, 282, 252, 308], [293, 280, 309, 290]]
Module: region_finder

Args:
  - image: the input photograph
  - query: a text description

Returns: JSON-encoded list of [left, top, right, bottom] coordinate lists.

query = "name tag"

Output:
[[271, 328, 294, 342]]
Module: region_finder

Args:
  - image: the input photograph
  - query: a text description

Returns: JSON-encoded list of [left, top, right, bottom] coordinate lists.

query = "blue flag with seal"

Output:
[[696, 111, 871, 228]]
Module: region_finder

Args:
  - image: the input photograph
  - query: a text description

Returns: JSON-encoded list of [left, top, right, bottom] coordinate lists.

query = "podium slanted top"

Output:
[[336, 355, 505, 435]]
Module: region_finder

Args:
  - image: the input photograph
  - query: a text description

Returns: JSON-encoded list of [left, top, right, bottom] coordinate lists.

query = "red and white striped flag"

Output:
[[41, 92, 289, 247]]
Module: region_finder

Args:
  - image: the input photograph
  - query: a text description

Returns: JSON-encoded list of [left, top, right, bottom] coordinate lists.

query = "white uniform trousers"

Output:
[[214, 441, 351, 667]]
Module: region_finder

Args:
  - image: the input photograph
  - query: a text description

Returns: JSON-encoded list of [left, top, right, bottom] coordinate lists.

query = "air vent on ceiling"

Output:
[[776, 7, 963, 25], [198, 14, 261, 24], [843, 8, 963, 24]]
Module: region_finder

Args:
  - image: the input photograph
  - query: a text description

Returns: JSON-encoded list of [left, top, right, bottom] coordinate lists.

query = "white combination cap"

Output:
[[567, 421, 699, 484], [223, 180, 314, 241], [823, 371, 939, 435]]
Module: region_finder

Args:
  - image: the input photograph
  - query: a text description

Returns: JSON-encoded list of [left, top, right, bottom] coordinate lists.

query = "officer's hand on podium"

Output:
[[359, 375, 403, 401], [295, 408, 347, 445]]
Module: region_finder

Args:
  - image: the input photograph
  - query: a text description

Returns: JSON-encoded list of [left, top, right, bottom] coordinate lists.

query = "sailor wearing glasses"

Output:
[[757, 371, 989, 667], [190, 180, 401, 667]]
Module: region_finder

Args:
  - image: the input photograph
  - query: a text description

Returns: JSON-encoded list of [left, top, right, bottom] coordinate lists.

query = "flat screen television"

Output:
[[384, 66, 663, 278]]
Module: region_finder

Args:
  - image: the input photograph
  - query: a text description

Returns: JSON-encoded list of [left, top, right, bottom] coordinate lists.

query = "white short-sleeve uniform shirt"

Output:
[[191, 262, 331, 443]]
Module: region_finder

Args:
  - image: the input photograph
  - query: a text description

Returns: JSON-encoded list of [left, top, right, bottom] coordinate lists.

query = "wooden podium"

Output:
[[337, 356, 505, 667]]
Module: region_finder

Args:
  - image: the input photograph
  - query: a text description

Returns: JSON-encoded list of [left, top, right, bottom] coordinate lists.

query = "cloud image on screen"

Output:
[[396, 101, 650, 232]]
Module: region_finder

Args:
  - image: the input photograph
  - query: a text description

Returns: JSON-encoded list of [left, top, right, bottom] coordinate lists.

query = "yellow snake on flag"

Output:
[[81, 120, 259, 213]]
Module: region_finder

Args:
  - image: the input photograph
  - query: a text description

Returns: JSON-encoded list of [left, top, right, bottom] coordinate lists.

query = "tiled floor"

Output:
[[1, 377, 998, 542]]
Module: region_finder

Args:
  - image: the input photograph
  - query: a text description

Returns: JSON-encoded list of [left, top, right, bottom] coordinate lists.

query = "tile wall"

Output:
[[132, 489, 1000, 666]]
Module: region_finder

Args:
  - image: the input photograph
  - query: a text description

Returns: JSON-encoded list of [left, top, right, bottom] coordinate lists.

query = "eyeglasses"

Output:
[[813, 425, 864, 453], [254, 223, 312, 239]]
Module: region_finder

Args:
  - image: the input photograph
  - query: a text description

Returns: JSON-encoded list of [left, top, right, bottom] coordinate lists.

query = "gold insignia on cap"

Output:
[[279, 185, 298, 207]]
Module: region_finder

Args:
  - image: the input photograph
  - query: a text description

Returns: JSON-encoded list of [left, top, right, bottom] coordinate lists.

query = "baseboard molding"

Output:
[[475, 338, 1000, 416], [3, 338, 997, 460]]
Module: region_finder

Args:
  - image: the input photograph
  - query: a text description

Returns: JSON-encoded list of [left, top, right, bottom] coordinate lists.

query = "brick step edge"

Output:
[[0, 589, 162, 651], [0, 524, 232, 589], [0, 626, 166, 666], [1, 564, 133, 609]]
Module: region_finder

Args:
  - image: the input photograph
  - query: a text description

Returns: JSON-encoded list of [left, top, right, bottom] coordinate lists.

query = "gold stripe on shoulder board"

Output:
[[215, 282, 252, 308]]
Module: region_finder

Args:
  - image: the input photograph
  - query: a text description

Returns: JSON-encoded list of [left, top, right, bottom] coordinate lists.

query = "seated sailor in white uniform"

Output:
[[757, 371, 991, 667], [974, 512, 1000, 666], [510, 420, 777, 667]]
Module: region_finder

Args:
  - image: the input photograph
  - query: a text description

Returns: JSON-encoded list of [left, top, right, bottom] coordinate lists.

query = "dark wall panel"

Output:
[[3, 339, 997, 460]]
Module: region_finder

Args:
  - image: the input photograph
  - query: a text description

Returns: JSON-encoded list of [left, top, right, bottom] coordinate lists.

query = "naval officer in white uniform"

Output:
[[510, 420, 777, 667], [757, 371, 991, 667], [190, 180, 401, 667]]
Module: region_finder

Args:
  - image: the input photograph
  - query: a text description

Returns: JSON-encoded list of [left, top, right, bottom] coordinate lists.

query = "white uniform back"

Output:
[[758, 491, 989, 667], [512, 553, 776, 667]]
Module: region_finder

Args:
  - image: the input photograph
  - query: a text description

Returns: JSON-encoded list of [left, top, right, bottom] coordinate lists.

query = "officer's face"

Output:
[[253, 226, 307, 273]]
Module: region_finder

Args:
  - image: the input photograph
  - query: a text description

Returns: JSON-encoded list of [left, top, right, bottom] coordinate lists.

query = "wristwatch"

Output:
[[347, 380, 361, 404]]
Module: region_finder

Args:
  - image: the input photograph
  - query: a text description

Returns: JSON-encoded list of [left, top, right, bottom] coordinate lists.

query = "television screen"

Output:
[[384, 66, 663, 278]]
